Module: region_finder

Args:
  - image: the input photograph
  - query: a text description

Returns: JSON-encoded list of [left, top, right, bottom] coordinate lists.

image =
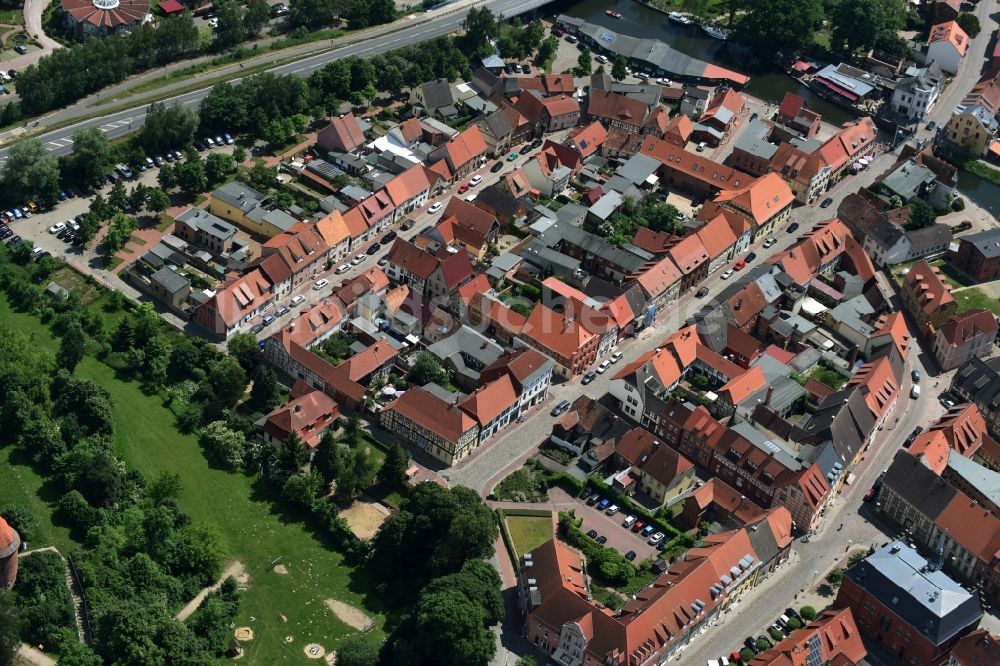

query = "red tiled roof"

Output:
[[437, 250, 474, 290], [341, 207, 370, 238], [317, 113, 366, 153], [847, 355, 899, 422], [263, 390, 341, 450], [338, 339, 397, 383], [934, 492, 1000, 564], [751, 608, 867, 666], [613, 346, 682, 389], [778, 92, 805, 121], [663, 114, 693, 142], [520, 304, 595, 361], [587, 90, 649, 125], [640, 136, 750, 190], [386, 239, 440, 279], [634, 254, 682, 299], [540, 95, 580, 117], [719, 366, 767, 405], [566, 121, 609, 158], [929, 20, 969, 55], [439, 126, 488, 170], [62, 0, 149, 28], [314, 210, 352, 249], [804, 377, 835, 402], [631, 227, 675, 255], [817, 118, 877, 173], [615, 427, 693, 488], [0, 516, 19, 554], [384, 164, 431, 208], [270, 300, 345, 351], [713, 173, 794, 226], [210, 268, 273, 328], [949, 629, 1000, 666], [262, 223, 329, 277], [440, 197, 500, 249], [904, 259, 954, 315], [939, 309, 999, 348], [384, 387, 478, 444], [666, 233, 709, 275], [685, 477, 767, 525], [695, 212, 738, 260], [336, 267, 389, 306], [457, 273, 491, 305], [459, 375, 518, 426]]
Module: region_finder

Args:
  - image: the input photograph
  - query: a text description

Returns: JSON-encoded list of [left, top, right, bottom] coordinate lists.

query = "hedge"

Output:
[[585, 476, 681, 538], [495, 508, 520, 570], [501, 508, 553, 518]]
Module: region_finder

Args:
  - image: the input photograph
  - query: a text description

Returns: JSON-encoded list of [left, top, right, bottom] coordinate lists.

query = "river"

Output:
[[957, 169, 1000, 218], [546, 0, 856, 125]]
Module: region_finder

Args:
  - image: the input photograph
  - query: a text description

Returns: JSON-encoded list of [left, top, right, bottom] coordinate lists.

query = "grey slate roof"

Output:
[[615, 152, 661, 186], [951, 356, 1000, 415], [176, 208, 237, 241], [732, 119, 778, 160], [881, 159, 938, 200], [946, 453, 1000, 510], [479, 108, 514, 140], [883, 449, 958, 522], [907, 224, 952, 255], [212, 182, 266, 211], [538, 221, 652, 274], [426, 326, 504, 386], [420, 78, 457, 113], [588, 190, 624, 221], [151, 266, 191, 294], [959, 228, 1000, 259], [846, 540, 981, 647]]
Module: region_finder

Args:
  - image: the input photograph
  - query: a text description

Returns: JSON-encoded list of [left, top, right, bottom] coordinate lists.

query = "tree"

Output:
[[201, 420, 247, 469], [59, 320, 87, 373], [735, 0, 823, 56], [785, 616, 802, 630], [232, 145, 247, 163], [249, 365, 281, 412], [52, 635, 102, 666], [175, 157, 208, 195], [139, 102, 198, 155], [336, 633, 382, 666], [957, 12, 981, 38], [459, 7, 498, 57], [215, 0, 246, 50], [825, 568, 844, 587], [157, 162, 177, 191], [681, 0, 710, 20], [379, 443, 409, 487], [409, 352, 449, 386], [396, 588, 497, 666], [515, 657, 540, 666], [146, 188, 171, 214], [109, 180, 129, 211], [611, 55, 628, 81], [0, 503, 36, 544], [245, 0, 270, 37], [289, 0, 338, 29], [574, 47, 592, 77], [146, 471, 184, 504], [227, 332, 261, 375], [68, 127, 112, 186], [756, 638, 772, 652], [2, 139, 61, 205], [829, 0, 906, 54], [799, 605, 816, 620], [0, 592, 24, 666], [53, 376, 115, 438], [534, 35, 557, 65], [906, 199, 936, 230], [205, 152, 236, 186], [196, 356, 248, 418]]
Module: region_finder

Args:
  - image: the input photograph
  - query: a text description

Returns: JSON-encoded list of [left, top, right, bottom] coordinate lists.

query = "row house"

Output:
[[194, 268, 274, 338], [480, 348, 555, 415], [693, 88, 746, 147], [750, 608, 866, 666], [263, 301, 347, 379], [514, 93, 582, 134], [517, 303, 599, 379], [585, 90, 651, 134], [816, 117, 877, 185], [428, 125, 488, 181], [314, 210, 353, 261], [382, 164, 435, 223], [666, 233, 710, 293], [260, 222, 329, 290], [768, 141, 832, 205], [951, 357, 1000, 438], [380, 387, 480, 466], [639, 136, 752, 198], [713, 172, 794, 239], [901, 259, 957, 336], [432, 198, 501, 260], [935, 309, 999, 371], [518, 521, 789, 666], [631, 254, 682, 321], [612, 427, 696, 507], [457, 375, 519, 442], [316, 113, 366, 154]]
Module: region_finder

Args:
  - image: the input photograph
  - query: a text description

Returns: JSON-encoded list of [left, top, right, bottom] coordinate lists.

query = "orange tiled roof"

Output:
[[640, 136, 750, 190], [817, 118, 877, 172], [695, 212, 738, 259], [631, 227, 676, 255], [341, 206, 370, 238], [62, 0, 148, 28], [713, 172, 794, 226], [271, 299, 345, 351], [384, 164, 432, 208], [566, 121, 609, 158], [615, 427, 693, 487], [613, 346, 683, 388], [211, 268, 273, 328], [663, 114, 693, 142], [929, 20, 969, 56], [667, 233, 710, 275], [634, 255, 682, 298], [520, 304, 595, 361], [540, 95, 580, 117], [938, 309, 999, 348], [263, 389, 340, 449], [385, 387, 478, 444], [847, 355, 899, 422], [314, 210, 352, 248], [719, 366, 767, 406], [441, 126, 488, 170], [904, 259, 954, 315], [934, 492, 1000, 564], [459, 375, 518, 426], [587, 89, 649, 125]]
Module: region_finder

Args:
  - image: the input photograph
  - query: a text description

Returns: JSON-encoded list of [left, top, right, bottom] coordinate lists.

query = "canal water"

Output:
[[957, 169, 1000, 219], [547, 0, 856, 125]]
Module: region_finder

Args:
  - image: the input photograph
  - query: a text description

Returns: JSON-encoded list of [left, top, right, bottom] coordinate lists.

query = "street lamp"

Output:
[[812, 569, 819, 585]]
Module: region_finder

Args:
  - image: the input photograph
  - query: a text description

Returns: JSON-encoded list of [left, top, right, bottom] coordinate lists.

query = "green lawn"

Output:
[[0, 294, 384, 663], [505, 515, 553, 558], [808, 366, 847, 391], [0, 446, 77, 554], [953, 287, 1000, 317]]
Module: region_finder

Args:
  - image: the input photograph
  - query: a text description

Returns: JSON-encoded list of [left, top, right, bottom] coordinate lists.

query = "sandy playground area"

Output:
[[325, 598, 374, 631], [340, 499, 392, 540]]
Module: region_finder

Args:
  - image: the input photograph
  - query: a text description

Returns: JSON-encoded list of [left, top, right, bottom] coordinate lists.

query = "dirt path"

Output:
[[174, 560, 247, 621], [17, 645, 56, 666]]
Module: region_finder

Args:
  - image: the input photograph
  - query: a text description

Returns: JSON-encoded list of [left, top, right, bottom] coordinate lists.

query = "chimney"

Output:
[[765, 386, 773, 406], [294, 403, 302, 413]]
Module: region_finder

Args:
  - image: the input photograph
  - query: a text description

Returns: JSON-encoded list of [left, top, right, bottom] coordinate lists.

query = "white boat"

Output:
[[701, 24, 728, 40], [668, 12, 693, 26]]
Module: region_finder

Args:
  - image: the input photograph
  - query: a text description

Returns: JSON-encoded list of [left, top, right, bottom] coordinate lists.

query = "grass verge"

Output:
[[953, 286, 1000, 316], [0, 291, 385, 663], [505, 514, 553, 558]]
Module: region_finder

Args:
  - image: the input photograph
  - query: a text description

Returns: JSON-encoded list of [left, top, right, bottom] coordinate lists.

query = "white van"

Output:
[[623, 515, 637, 528], [605, 504, 619, 516]]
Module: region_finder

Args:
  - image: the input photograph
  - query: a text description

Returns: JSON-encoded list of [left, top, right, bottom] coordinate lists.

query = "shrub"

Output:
[[800, 605, 816, 620], [786, 616, 802, 631], [756, 637, 772, 652], [769, 626, 785, 641], [0, 504, 36, 544], [825, 568, 844, 587], [951, 196, 965, 211], [740, 648, 755, 662]]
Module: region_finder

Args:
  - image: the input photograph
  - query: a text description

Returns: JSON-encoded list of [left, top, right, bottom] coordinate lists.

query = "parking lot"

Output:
[[566, 489, 662, 561]]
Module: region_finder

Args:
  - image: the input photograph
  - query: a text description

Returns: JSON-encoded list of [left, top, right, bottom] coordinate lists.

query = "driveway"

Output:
[[3, 0, 62, 72]]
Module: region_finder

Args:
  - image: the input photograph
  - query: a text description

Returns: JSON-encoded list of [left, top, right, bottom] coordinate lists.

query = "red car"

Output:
[[631, 520, 645, 533], [733, 260, 746, 271], [457, 183, 470, 194]]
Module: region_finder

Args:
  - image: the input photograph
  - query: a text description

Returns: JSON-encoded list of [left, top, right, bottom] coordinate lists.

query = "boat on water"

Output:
[[606, 9, 622, 18], [701, 24, 729, 40], [668, 12, 693, 25]]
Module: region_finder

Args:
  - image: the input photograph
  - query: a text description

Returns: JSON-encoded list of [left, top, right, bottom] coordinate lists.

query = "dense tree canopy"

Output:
[[734, 0, 823, 55], [829, 0, 906, 55]]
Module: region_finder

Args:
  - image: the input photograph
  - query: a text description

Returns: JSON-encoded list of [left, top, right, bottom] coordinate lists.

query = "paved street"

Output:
[[0, 0, 551, 164]]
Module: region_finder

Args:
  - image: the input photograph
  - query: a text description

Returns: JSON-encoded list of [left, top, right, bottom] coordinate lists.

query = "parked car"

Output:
[[469, 175, 483, 186], [366, 242, 381, 255], [596, 360, 611, 374], [595, 54, 608, 63], [631, 520, 645, 533], [721, 269, 734, 279], [695, 286, 709, 298], [586, 494, 600, 506], [457, 183, 470, 194], [427, 201, 443, 214], [400, 219, 414, 231], [763, 237, 777, 248], [910, 385, 920, 399], [605, 504, 619, 516], [926, 120, 936, 131], [581, 372, 596, 385], [744, 252, 757, 262], [733, 260, 746, 271], [250, 323, 265, 334], [610, 351, 623, 363], [519, 144, 533, 155], [586, 529, 598, 539], [223, 133, 234, 144], [623, 515, 637, 528], [290, 295, 305, 306], [48, 222, 66, 234], [351, 253, 365, 265], [749, 112, 758, 121], [490, 161, 503, 173], [14, 45, 27, 55], [820, 197, 834, 208], [596, 535, 607, 544], [261, 315, 275, 325], [649, 532, 665, 545], [641, 525, 655, 537], [580, 487, 593, 500], [939, 395, 956, 408], [551, 399, 571, 416], [911, 369, 920, 382], [787, 222, 799, 233], [597, 499, 611, 511], [313, 278, 330, 290], [507, 152, 519, 161], [864, 485, 878, 502], [624, 550, 637, 561]]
